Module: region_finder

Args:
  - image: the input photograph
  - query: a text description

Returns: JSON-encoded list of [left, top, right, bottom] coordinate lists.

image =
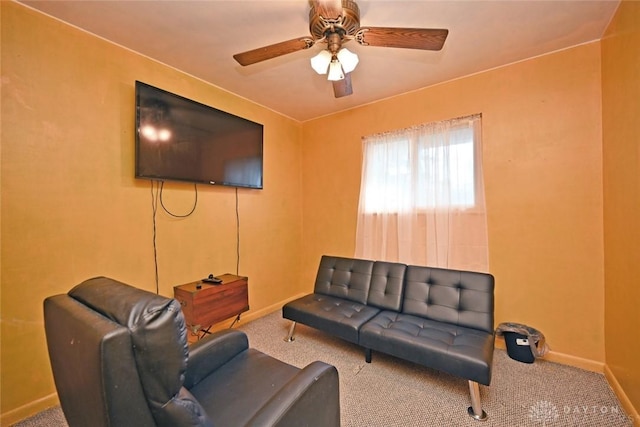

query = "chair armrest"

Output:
[[245, 361, 340, 427], [184, 329, 249, 389]]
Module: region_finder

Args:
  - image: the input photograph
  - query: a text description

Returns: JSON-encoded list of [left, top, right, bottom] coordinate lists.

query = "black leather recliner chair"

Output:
[[44, 277, 340, 427]]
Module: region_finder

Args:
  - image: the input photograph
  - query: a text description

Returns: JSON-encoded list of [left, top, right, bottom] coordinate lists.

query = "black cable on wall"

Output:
[[160, 181, 198, 218], [235, 187, 240, 276], [150, 181, 160, 294], [149, 181, 242, 291]]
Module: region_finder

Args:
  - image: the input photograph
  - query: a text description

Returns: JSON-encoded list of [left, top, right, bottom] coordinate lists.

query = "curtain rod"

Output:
[[363, 113, 482, 140]]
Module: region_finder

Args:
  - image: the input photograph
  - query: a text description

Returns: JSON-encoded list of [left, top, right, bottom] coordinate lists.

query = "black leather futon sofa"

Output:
[[283, 255, 495, 420]]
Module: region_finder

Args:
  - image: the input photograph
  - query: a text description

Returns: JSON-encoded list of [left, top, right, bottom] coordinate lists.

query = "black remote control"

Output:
[[202, 274, 222, 284]]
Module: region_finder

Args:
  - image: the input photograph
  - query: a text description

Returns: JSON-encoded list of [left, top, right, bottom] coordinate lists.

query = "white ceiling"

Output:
[[19, 0, 620, 122]]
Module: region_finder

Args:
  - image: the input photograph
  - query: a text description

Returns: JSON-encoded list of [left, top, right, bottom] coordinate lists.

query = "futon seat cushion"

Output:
[[359, 311, 494, 385], [283, 293, 380, 344]]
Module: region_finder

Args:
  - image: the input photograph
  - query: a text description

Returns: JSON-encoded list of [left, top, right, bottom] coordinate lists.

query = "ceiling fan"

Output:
[[233, 0, 448, 98]]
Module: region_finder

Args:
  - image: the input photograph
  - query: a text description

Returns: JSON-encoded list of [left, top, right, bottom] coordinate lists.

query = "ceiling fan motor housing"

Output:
[[309, 0, 361, 41]]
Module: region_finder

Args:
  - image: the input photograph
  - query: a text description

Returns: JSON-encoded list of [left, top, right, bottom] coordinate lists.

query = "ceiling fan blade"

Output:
[[311, 0, 343, 20], [233, 37, 315, 66], [356, 27, 448, 51], [333, 73, 353, 98]]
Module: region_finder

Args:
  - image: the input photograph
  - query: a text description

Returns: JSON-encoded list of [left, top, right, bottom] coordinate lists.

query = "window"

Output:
[[355, 114, 488, 271], [361, 116, 480, 213]]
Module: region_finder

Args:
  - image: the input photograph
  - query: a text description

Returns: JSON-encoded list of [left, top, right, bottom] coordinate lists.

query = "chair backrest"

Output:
[[402, 266, 495, 333], [44, 277, 213, 427], [313, 256, 374, 304]]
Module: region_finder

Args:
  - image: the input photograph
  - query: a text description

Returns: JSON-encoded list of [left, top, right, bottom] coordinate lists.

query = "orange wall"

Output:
[[1, 2, 304, 422], [302, 43, 605, 365], [5, 0, 637, 423], [602, 0, 640, 417]]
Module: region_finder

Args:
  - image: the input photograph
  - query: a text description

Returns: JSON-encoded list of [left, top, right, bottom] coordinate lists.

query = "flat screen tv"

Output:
[[135, 81, 264, 189]]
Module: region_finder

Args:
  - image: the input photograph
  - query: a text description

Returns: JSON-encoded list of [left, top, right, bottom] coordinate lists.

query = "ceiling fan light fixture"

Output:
[[310, 50, 332, 74], [336, 48, 359, 73]]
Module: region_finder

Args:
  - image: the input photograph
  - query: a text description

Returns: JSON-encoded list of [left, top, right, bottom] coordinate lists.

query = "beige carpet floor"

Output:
[[15, 311, 634, 426]]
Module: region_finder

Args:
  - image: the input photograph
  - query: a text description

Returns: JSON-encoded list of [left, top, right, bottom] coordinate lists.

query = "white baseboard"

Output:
[[604, 364, 640, 425], [9, 305, 637, 426], [542, 350, 605, 373], [0, 393, 60, 426], [494, 338, 604, 372], [495, 338, 638, 423], [204, 292, 306, 332]]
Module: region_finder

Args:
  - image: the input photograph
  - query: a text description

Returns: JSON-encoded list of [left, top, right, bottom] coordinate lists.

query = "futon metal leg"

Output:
[[365, 348, 372, 363], [467, 381, 488, 421], [283, 321, 297, 342]]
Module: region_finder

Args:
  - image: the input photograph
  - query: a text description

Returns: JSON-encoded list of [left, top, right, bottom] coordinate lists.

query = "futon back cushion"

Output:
[[402, 266, 494, 333], [313, 256, 374, 304], [70, 277, 213, 427], [366, 261, 406, 311]]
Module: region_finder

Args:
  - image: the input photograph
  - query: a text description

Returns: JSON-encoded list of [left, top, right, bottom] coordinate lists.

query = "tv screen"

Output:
[[135, 81, 264, 189]]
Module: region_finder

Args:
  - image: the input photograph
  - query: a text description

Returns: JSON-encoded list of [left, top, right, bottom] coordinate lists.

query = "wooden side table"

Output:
[[173, 274, 249, 337]]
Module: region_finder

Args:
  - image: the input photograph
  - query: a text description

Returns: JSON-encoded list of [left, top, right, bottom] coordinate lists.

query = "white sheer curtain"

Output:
[[354, 114, 489, 272]]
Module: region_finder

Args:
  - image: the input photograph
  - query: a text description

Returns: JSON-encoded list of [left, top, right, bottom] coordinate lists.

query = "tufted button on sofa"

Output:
[[283, 255, 495, 421]]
